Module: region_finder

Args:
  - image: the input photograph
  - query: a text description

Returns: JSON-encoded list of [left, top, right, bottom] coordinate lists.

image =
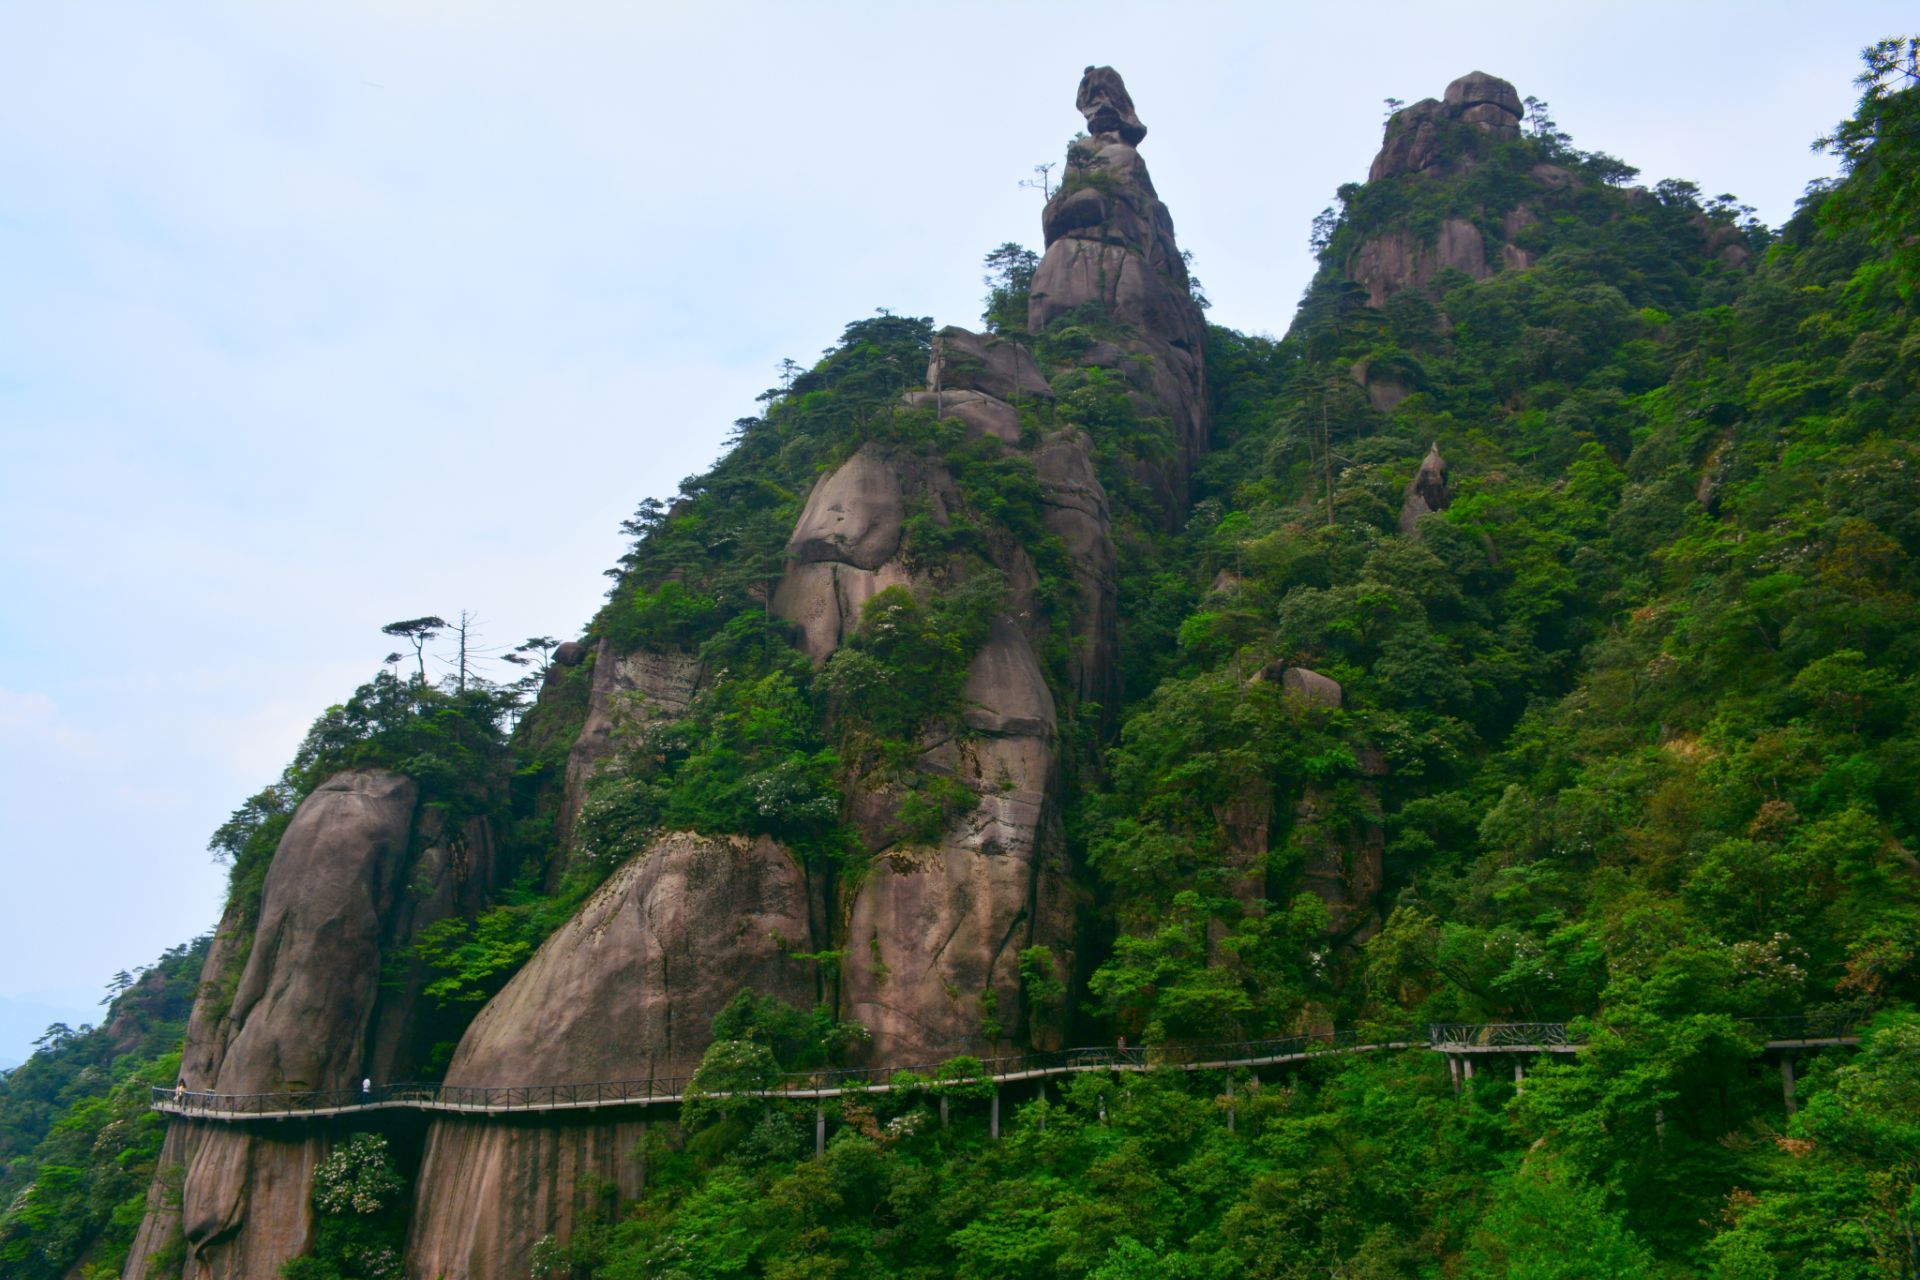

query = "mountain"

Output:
[[0, 989, 99, 1070], [7, 47, 1920, 1280]]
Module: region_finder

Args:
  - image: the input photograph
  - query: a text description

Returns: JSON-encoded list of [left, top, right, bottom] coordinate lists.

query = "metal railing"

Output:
[[150, 1028, 1416, 1119], [1429, 1022, 1575, 1048], [1429, 1013, 1865, 1052], [151, 1016, 1859, 1121]]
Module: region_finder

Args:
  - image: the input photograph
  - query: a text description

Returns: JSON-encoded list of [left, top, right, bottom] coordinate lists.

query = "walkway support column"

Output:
[[1449, 1055, 1461, 1094], [939, 1095, 950, 1127], [1780, 1055, 1797, 1116], [990, 1088, 1001, 1140], [815, 1102, 825, 1156]]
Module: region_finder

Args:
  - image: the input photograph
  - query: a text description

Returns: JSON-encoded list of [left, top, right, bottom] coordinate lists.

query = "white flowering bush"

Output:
[[682, 1038, 780, 1130], [313, 1134, 403, 1217]]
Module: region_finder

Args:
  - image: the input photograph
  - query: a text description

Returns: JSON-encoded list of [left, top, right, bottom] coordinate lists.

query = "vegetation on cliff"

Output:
[[6, 41, 1919, 1280]]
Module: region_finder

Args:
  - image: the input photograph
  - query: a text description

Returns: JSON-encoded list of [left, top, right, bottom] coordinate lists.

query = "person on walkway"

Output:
[[361, 1076, 371, 1103], [174, 1079, 186, 1106]]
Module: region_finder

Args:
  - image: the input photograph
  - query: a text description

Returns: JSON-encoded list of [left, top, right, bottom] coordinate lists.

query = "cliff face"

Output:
[[124, 770, 505, 1280], [137, 63, 1219, 1280], [1348, 71, 1548, 307], [1030, 66, 1210, 496], [399, 64, 1209, 1278], [71, 46, 1919, 1280], [407, 831, 814, 1278]]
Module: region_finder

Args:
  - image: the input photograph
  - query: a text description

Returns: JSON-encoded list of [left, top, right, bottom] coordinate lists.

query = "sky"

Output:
[[0, 0, 1905, 1062]]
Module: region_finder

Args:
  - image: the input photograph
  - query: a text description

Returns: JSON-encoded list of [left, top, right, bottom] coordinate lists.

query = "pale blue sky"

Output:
[[0, 1, 1904, 1058]]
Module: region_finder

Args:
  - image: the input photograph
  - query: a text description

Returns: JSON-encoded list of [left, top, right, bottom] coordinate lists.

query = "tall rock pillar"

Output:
[[1029, 66, 1211, 491]]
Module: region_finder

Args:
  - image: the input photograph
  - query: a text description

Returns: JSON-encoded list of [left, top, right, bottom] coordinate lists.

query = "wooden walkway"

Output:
[[151, 1019, 1859, 1124]]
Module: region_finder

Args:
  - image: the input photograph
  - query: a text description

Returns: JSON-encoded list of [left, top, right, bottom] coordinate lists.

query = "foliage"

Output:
[[26, 42, 1920, 1279], [981, 242, 1040, 335], [1816, 37, 1920, 295], [285, 1134, 408, 1280], [592, 1054, 1517, 1279], [0, 936, 205, 1280]]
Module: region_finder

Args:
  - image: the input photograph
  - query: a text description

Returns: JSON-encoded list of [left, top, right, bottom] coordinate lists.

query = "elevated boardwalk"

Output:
[[152, 1018, 1859, 1124]]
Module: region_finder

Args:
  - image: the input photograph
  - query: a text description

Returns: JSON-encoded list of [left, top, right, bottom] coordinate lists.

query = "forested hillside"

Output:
[[4, 43, 1917, 1280]]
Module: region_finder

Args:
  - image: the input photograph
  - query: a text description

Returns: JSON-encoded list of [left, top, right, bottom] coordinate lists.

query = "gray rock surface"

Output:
[[211, 769, 420, 1094], [407, 832, 816, 1278], [442, 832, 817, 1086], [772, 557, 919, 665], [177, 1129, 328, 1280], [554, 640, 702, 862], [1351, 358, 1414, 412], [1036, 429, 1118, 705], [1398, 443, 1453, 535], [408, 1116, 647, 1280], [1077, 64, 1147, 145], [927, 327, 1053, 402], [367, 811, 504, 1081], [1358, 74, 1540, 304], [902, 388, 1021, 443], [1281, 666, 1344, 710], [1029, 67, 1209, 485], [1444, 70, 1523, 119], [1368, 99, 1444, 182], [961, 616, 1058, 737], [1348, 218, 1494, 308], [1250, 662, 1344, 710], [131, 768, 498, 1280], [1371, 74, 1522, 183], [835, 611, 1073, 1060], [786, 443, 907, 571]]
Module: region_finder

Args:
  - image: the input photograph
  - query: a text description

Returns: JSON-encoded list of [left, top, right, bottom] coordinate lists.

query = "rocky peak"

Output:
[[1076, 64, 1147, 145], [1029, 66, 1210, 486], [1444, 70, 1523, 128], [1353, 72, 1545, 307], [1370, 71, 1523, 182]]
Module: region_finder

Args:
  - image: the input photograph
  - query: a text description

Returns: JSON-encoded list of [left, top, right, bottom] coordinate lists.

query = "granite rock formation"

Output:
[[1029, 66, 1210, 489], [136, 64, 1223, 1280], [408, 832, 818, 1279], [400, 66, 1210, 1278], [1352, 72, 1539, 307], [553, 641, 702, 869], [125, 769, 506, 1280], [1369, 70, 1523, 184], [1399, 443, 1453, 535]]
